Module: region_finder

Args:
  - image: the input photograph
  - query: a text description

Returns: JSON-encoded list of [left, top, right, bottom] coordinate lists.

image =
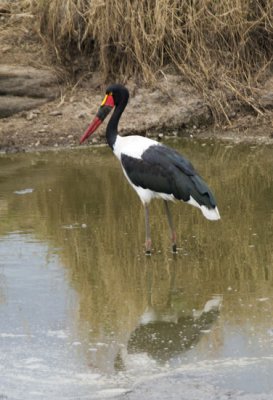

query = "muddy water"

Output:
[[0, 139, 273, 399]]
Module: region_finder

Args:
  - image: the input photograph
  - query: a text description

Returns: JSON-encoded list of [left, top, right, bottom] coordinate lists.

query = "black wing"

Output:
[[121, 144, 217, 208]]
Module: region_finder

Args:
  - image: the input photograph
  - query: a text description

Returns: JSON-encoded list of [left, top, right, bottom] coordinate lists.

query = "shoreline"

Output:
[[1, 129, 272, 156], [1, 78, 273, 154]]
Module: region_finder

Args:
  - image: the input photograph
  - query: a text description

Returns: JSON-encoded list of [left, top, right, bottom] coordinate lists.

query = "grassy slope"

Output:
[[26, 0, 273, 120]]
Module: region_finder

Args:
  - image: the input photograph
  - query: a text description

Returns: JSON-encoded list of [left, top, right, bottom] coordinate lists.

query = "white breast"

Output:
[[113, 135, 160, 160]]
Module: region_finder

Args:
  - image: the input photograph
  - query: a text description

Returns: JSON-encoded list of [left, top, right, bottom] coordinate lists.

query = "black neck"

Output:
[[106, 97, 128, 149]]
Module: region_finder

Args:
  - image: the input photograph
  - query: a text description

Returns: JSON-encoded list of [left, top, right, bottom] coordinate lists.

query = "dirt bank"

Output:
[[1, 74, 273, 154]]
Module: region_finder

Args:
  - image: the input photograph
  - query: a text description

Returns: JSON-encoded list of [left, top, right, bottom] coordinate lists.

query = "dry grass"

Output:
[[13, 0, 273, 119]]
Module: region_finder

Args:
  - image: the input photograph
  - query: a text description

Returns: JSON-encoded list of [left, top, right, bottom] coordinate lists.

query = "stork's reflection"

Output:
[[115, 262, 222, 369]]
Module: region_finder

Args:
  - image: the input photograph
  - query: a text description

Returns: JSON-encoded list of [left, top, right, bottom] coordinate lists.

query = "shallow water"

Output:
[[0, 139, 273, 399]]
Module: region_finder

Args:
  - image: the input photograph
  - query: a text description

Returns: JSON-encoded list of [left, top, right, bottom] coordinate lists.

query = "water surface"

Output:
[[0, 139, 273, 399]]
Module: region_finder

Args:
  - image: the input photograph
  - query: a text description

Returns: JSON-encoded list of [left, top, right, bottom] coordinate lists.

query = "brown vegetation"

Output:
[[17, 0, 273, 120]]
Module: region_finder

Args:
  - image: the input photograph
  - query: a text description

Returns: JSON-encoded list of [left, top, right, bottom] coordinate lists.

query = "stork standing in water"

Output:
[[80, 84, 220, 254]]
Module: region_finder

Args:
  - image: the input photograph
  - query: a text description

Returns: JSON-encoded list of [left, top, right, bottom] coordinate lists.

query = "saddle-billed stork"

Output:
[[80, 84, 220, 254]]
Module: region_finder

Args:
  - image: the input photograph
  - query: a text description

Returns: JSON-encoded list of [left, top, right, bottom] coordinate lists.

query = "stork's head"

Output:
[[80, 84, 129, 144]]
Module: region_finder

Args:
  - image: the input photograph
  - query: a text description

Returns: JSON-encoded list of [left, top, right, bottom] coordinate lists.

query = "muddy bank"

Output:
[[0, 71, 210, 152], [1, 69, 273, 153]]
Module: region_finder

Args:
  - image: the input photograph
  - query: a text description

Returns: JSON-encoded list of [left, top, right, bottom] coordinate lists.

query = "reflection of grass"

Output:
[[1, 142, 273, 343]]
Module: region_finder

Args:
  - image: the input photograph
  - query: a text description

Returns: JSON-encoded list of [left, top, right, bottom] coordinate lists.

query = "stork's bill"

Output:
[[80, 93, 115, 144]]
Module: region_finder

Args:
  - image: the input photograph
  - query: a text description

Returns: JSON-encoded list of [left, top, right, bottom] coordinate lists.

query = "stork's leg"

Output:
[[164, 200, 177, 253], [144, 204, 152, 255]]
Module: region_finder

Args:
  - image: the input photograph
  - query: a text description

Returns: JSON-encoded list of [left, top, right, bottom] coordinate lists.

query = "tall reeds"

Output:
[[25, 0, 273, 119]]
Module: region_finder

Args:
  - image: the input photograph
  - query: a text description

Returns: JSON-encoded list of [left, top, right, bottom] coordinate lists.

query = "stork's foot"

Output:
[[145, 238, 152, 256]]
